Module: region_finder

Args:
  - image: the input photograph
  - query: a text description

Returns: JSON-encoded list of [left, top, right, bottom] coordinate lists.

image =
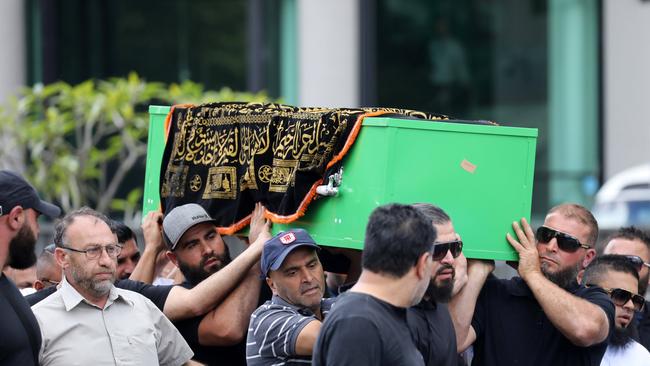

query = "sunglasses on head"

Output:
[[586, 285, 645, 311], [432, 240, 463, 261], [535, 226, 591, 253], [622, 255, 650, 272]]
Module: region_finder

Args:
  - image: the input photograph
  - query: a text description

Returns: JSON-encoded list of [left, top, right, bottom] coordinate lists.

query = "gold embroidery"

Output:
[[202, 166, 237, 200], [161, 165, 188, 198]]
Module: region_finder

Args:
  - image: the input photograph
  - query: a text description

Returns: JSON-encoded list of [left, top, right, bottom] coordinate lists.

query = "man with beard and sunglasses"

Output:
[[162, 203, 272, 366], [0, 170, 60, 365], [406, 203, 468, 366], [602, 226, 650, 351], [581, 255, 650, 364], [451, 203, 614, 366]]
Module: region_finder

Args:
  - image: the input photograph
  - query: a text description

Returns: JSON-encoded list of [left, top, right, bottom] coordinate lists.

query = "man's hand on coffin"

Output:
[[142, 210, 166, 253], [248, 202, 272, 245], [506, 217, 541, 282]]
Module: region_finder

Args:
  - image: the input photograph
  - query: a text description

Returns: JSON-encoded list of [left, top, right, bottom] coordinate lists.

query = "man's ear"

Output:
[[33, 280, 44, 291], [166, 250, 179, 268], [266, 276, 278, 295], [54, 247, 68, 269], [6, 206, 25, 231], [582, 248, 597, 269], [415, 252, 432, 280]]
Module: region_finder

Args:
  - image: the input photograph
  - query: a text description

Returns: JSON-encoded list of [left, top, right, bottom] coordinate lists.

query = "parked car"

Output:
[[592, 164, 650, 232]]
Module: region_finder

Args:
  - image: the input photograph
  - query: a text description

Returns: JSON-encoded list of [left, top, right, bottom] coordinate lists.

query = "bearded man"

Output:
[[31, 207, 195, 365], [450, 203, 614, 366], [406, 203, 468, 366], [0, 170, 60, 365]]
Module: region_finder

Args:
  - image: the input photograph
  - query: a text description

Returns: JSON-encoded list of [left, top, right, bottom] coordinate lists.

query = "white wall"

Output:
[[0, 0, 26, 171], [604, 1, 650, 178], [297, 0, 360, 107]]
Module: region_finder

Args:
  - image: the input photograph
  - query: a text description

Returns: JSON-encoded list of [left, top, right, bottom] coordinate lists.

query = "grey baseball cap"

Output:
[[162, 203, 217, 250]]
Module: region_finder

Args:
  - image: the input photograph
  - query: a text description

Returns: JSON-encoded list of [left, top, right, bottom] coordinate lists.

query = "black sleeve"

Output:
[[579, 285, 616, 339], [314, 317, 381, 366], [406, 307, 429, 361], [114, 279, 173, 311], [25, 286, 57, 306]]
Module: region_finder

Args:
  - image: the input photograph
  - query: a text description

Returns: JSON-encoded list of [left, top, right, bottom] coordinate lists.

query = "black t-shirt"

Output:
[[173, 280, 272, 366], [471, 277, 614, 366], [0, 274, 41, 366], [25, 279, 172, 311], [635, 300, 650, 351], [313, 291, 425, 366], [407, 300, 460, 366]]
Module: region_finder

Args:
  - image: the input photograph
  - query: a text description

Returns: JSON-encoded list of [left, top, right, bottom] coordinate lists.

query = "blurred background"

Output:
[[0, 0, 648, 250]]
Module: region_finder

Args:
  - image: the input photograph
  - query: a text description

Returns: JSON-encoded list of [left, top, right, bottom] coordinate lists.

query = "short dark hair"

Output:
[[548, 203, 599, 246], [583, 254, 640, 287], [605, 226, 650, 252], [53, 207, 112, 247], [112, 221, 137, 245], [412, 203, 451, 225], [362, 203, 436, 278]]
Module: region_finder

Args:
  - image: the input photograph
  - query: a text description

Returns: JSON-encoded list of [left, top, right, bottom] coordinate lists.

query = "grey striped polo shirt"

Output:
[[246, 295, 336, 365]]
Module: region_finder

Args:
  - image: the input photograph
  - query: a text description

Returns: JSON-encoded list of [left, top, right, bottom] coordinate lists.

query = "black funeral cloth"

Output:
[[160, 102, 446, 234]]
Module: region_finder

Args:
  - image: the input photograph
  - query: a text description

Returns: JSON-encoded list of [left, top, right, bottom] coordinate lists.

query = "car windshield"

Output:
[[593, 200, 650, 229]]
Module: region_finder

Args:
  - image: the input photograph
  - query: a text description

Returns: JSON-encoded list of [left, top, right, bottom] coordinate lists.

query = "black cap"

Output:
[[0, 170, 61, 218]]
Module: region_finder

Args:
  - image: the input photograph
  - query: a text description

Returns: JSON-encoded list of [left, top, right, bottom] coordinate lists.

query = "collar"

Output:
[[60, 275, 131, 311], [270, 295, 328, 317]]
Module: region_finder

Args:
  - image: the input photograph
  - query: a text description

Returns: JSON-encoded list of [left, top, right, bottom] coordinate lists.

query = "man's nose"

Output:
[[545, 237, 559, 253], [440, 249, 455, 265], [98, 247, 113, 266]]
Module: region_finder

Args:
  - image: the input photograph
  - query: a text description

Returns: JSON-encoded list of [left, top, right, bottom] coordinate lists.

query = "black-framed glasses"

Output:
[[622, 255, 650, 272], [60, 244, 122, 259], [535, 226, 591, 253], [432, 240, 463, 261], [586, 284, 645, 311]]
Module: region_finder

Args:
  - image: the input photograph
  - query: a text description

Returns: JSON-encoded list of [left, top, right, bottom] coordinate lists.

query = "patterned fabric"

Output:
[[160, 102, 446, 234], [246, 295, 336, 365]]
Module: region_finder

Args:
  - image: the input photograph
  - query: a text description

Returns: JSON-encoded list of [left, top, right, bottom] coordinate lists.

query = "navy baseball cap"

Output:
[[0, 170, 60, 218], [261, 229, 320, 276]]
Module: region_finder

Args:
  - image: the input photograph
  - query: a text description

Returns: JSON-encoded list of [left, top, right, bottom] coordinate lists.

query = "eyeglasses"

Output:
[[622, 255, 650, 272], [59, 244, 122, 259], [40, 279, 59, 288], [586, 285, 645, 311], [432, 240, 463, 261], [535, 226, 591, 253]]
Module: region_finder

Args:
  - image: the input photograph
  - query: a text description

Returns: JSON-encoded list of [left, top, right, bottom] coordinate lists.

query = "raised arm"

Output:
[[129, 210, 165, 284], [448, 258, 493, 352], [163, 203, 271, 321], [508, 218, 609, 346], [197, 264, 262, 345]]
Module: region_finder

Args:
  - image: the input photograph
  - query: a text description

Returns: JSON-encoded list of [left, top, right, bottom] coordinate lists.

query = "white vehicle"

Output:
[[592, 164, 650, 230]]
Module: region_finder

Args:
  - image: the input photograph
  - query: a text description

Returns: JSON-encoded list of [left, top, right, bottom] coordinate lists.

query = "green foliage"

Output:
[[0, 72, 275, 220]]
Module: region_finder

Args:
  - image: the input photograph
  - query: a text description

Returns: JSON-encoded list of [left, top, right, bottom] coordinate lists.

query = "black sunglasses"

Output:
[[586, 285, 645, 311], [535, 226, 591, 253], [622, 255, 650, 272], [432, 240, 463, 261]]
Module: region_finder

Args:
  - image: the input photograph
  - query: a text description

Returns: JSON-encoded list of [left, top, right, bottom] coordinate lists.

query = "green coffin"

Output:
[[143, 106, 537, 261]]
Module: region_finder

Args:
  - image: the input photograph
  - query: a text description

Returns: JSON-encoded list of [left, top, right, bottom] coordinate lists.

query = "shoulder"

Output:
[[31, 289, 64, 314], [250, 301, 304, 327], [115, 287, 160, 310], [628, 340, 650, 358]]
